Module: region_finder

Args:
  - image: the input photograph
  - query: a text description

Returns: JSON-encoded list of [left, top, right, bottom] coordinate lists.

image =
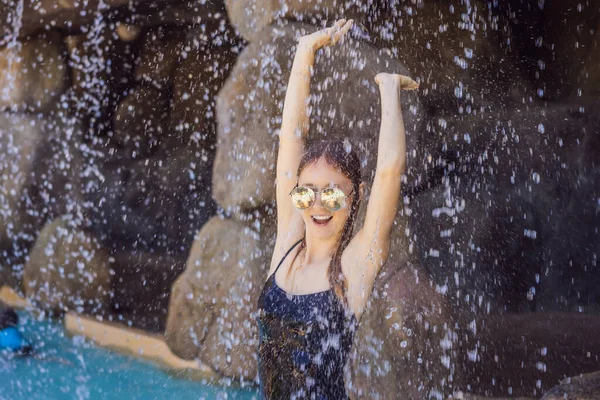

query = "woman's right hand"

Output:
[[374, 73, 420, 91], [298, 19, 354, 53]]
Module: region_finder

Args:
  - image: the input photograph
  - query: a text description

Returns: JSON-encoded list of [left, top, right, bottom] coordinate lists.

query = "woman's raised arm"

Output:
[[274, 20, 354, 246], [345, 73, 418, 316]]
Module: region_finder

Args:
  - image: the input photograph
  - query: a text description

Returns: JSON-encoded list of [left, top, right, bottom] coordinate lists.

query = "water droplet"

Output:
[[538, 124, 545, 134]]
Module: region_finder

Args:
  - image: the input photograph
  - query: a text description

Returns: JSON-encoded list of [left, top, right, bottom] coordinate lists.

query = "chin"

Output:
[[309, 228, 336, 240], [305, 217, 344, 240]]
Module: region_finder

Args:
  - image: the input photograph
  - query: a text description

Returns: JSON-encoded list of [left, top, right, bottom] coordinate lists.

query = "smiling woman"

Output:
[[294, 145, 361, 236], [255, 18, 419, 400], [285, 142, 363, 299]]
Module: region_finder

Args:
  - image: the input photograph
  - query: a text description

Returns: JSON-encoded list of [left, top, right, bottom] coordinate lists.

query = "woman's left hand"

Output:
[[298, 19, 354, 53]]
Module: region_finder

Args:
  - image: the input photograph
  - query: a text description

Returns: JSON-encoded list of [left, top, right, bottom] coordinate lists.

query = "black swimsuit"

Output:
[[256, 240, 358, 400]]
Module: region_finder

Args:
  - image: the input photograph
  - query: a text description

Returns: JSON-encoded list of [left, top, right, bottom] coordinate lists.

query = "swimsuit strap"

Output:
[[273, 239, 303, 274]]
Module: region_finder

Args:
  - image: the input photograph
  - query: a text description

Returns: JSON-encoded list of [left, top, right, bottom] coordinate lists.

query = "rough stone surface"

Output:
[[411, 102, 600, 316], [533, 102, 600, 314], [577, 20, 600, 101], [225, 0, 374, 41], [348, 258, 455, 399], [0, 0, 227, 40], [110, 250, 187, 332], [0, 30, 68, 112], [498, 0, 600, 101], [113, 84, 170, 158], [369, 0, 524, 113], [409, 183, 540, 315], [23, 217, 113, 314], [135, 26, 185, 88], [116, 23, 142, 42], [462, 313, 600, 397], [85, 142, 216, 255], [0, 112, 83, 286], [165, 216, 272, 379], [0, 113, 44, 245], [0, 0, 130, 39], [541, 370, 600, 400], [65, 27, 139, 136], [214, 22, 424, 214], [0, 113, 40, 287], [368, 0, 600, 105], [168, 32, 237, 146], [338, 204, 457, 398]]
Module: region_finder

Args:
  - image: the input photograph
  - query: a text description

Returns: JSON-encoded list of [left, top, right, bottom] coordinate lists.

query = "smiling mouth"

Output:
[[311, 215, 333, 226]]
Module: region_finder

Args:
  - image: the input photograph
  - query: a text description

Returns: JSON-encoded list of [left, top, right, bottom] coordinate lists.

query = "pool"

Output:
[[0, 313, 259, 400]]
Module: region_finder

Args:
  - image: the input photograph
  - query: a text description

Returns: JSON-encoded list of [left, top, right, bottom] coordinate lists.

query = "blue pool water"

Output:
[[0, 313, 259, 400]]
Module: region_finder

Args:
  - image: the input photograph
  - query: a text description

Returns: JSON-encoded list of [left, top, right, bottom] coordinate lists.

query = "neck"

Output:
[[303, 233, 340, 264]]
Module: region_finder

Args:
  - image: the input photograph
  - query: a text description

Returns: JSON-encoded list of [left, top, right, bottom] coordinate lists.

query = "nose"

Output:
[[314, 193, 325, 208], [311, 192, 328, 211]]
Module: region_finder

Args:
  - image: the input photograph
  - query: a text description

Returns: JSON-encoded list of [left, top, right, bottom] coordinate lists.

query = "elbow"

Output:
[[279, 133, 303, 145], [377, 162, 405, 179], [377, 150, 406, 176]]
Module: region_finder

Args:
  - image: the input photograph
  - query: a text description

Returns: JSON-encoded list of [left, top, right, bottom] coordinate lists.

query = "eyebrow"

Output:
[[299, 183, 340, 188]]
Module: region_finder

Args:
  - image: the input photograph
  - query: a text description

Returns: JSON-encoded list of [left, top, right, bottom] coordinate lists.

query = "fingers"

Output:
[[323, 22, 342, 40], [337, 20, 353, 40], [374, 73, 420, 91], [399, 75, 419, 90], [334, 19, 347, 29], [302, 18, 354, 51], [329, 19, 353, 46]]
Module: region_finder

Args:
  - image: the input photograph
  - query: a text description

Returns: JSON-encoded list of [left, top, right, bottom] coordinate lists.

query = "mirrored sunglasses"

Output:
[[289, 185, 354, 212]]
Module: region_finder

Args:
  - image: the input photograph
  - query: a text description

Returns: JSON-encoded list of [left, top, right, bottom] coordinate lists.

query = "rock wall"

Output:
[[0, 5, 240, 331], [0, 30, 69, 112], [541, 370, 600, 400], [0, 0, 598, 397], [166, 217, 273, 379], [23, 217, 113, 315]]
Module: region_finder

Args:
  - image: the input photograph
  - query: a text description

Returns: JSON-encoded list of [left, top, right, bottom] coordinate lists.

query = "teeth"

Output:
[[313, 216, 331, 221]]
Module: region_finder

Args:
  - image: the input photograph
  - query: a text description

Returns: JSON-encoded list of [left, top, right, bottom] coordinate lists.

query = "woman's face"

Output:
[[296, 158, 355, 241]]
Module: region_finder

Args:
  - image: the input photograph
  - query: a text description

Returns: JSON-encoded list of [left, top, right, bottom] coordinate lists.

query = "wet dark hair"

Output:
[[290, 139, 362, 305], [0, 306, 19, 330]]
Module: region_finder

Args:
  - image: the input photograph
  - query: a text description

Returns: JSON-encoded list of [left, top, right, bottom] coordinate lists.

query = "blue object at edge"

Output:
[[0, 326, 27, 351]]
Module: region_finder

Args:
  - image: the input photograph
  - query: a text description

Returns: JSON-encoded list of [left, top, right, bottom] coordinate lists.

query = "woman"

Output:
[[256, 19, 419, 399]]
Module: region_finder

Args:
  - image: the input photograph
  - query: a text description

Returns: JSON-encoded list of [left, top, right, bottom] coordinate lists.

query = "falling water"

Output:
[[0, 0, 598, 399], [0, 0, 23, 109]]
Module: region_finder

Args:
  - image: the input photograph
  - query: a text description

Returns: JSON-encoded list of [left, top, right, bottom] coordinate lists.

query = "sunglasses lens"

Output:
[[321, 188, 346, 211], [291, 186, 315, 210]]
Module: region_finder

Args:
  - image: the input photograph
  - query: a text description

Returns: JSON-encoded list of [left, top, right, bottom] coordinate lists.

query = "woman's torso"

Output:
[[257, 240, 357, 400]]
